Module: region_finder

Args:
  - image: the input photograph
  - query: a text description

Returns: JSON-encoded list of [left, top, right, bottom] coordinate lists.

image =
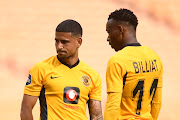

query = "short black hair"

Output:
[[108, 8, 138, 30], [56, 19, 83, 36]]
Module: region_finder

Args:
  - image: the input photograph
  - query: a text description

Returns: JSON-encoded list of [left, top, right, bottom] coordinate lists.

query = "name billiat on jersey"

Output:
[[133, 59, 158, 74]]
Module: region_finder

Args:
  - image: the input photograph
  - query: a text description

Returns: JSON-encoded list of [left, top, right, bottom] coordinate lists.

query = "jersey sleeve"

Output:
[[106, 60, 126, 93], [150, 87, 162, 120], [157, 61, 163, 88], [24, 63, 44, 96], [150, 61, 163, 119], [104, 92, 121, 120], [89, 74, 102, 101]]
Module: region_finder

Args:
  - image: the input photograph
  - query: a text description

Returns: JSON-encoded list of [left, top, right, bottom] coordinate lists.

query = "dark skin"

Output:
[[104, 18, 139, 120], [88, 100, 103, 120], [20, 32, 103, 120], [106, 18, 138, 51], [55, 32, 82, 65]]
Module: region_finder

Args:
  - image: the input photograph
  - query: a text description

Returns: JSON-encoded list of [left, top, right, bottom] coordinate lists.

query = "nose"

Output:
[[56, 42, 63, 49]]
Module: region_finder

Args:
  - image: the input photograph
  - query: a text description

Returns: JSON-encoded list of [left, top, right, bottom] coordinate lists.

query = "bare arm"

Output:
[[20, 94, 39, 120], [88, 99, 103, 120]]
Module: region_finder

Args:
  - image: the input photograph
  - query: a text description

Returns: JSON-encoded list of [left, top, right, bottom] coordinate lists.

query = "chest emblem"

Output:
[[81, 75, 91, 87]]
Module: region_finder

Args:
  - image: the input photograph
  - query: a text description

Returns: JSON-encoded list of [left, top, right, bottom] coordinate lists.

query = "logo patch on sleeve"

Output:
[[63, 87, 80, 104], [26, 74, 32, 86]]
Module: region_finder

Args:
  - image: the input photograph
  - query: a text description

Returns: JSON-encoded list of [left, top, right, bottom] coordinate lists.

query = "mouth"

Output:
[[57, 50, 67, 55]]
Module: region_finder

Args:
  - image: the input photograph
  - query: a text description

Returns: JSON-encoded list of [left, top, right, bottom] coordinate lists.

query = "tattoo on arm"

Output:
[[88, 99, 103, 120]]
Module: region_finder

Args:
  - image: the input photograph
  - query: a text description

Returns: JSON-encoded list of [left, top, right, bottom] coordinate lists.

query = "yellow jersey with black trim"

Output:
[[24, 55, 102, 120], [106, 43, 163, 120]]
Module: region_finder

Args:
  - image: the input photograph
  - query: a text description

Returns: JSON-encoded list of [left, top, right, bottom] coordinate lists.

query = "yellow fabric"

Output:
[[24, 55, 102, 120], [104, 92, 121, 120], [105, 45, 163, 120], [150, 88, 162, 120]]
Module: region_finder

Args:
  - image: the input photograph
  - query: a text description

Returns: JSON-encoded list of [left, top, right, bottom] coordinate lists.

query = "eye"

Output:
[[61, 40, 69, 44], [55, 39, 59, 43]]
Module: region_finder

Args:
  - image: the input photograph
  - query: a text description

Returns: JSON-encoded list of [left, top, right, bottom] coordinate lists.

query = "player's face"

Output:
[[55, 32, 82, 60], [106, 19, 123, 51]]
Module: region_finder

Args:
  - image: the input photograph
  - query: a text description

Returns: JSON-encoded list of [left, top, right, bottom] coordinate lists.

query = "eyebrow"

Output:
[[55, 38, 69, 41]]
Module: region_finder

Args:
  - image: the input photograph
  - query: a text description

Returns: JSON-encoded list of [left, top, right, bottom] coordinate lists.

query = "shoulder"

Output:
[[107, 51, 126, 67], [141, 45, 159, 54], [79, 61, 99, 73], [79, 61, 102, 88], [79, 61, 100, 78], [30, 55, 57, 71], [142, 45, 162, 61]]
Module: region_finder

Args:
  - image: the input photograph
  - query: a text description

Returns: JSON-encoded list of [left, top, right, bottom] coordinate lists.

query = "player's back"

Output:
[[112, 45, 163, 120]]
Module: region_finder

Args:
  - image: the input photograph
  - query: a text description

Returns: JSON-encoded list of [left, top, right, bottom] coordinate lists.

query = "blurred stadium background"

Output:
[[0, 0, 180, 119]]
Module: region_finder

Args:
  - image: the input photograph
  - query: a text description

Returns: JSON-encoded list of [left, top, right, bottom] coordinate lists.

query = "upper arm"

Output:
[[88, 73, 102, 120], [104, 92, 121, 120], [88, 99, 103, 120], [89, 74, 102, 101], [106, 62, 126, 93], [24, 63, 44, 96], [20, 94, 39, 120], [21, 94, 39, 110]]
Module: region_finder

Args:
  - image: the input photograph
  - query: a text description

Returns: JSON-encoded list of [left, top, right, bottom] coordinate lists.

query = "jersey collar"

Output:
[[122, 43, 141, 49], [57, 55, 80, 69], [125, 43, 141, 47]]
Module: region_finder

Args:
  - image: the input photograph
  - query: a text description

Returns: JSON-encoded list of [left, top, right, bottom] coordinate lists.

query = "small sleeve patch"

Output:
[[26, 74, 32, 86]]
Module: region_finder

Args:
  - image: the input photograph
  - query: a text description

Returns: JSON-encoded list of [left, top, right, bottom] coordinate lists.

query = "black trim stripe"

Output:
[[122, 43, 141, 50], [123, 72, 127, 89], [126, 43, 141, 47], [39, 86, 47, 120], [57, 55, 80, 68]]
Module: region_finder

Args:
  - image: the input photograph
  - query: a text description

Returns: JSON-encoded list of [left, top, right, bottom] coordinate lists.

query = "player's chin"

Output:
[[58, 53, 67, 59], [112, 47, 119, 52], [110, 45, 115, 50]]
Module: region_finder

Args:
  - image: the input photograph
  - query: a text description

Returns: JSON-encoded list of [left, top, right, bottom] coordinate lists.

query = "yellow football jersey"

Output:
[[106, 44, 163, 120], [24, 55, 102, 120]]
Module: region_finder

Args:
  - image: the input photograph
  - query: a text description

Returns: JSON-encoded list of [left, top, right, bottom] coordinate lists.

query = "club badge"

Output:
[[81, 75, 91, 87]]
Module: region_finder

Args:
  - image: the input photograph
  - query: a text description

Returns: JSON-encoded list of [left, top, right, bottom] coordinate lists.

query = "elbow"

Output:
[[20, 105, 32, 120]]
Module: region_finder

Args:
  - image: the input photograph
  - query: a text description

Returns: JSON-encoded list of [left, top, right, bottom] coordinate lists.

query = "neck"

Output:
[[58, 56, 79, 66], [123, 32, 138, 45], [57, 51, 79, 66], [57, 56, 79, 69]]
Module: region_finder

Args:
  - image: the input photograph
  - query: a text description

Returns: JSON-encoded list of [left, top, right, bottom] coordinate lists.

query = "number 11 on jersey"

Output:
[[132, 78, 158, 115]]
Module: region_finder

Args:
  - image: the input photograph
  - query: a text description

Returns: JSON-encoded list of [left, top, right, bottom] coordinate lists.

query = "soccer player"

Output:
[[104, 9, 163, 120], [20, 19, 103, 120]]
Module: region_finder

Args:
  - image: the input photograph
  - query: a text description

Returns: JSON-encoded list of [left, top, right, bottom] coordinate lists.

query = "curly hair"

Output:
[[108, 8, 138, 30], [56, 19, 83, 36]]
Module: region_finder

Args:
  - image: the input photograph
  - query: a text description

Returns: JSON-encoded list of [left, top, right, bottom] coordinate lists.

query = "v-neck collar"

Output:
[[57, 55, 80, 69]]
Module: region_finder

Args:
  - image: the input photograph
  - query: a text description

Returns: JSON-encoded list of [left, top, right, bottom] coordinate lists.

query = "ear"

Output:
[[118, 25, 123, 34], [77, 37, 82, 48]]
